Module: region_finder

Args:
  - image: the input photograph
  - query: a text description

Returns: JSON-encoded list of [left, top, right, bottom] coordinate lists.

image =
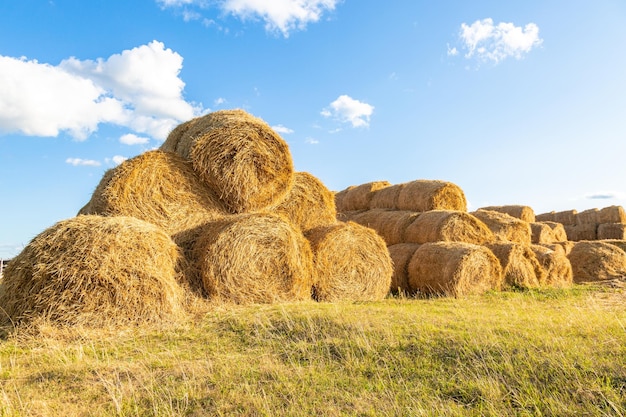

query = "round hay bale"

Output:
[[564, 223, 597, 241], [407, 242, 503, 297], [369, 184, 405, 210], [350, 209, 420, 246], [396, 180, 467, 212], [567, 241, 626, 283], [404, 210, 494, 245], [0, 215, 186, 326], [598, 205, 626, 224], [486, 243, 543, 289], [335, 181, 392, 212], [160, 117, 201, 153], [530, 222, 558, 244], [79, 150, 227, 236], [603, 239, 626, 253], [530, 244, 573, 287], [273, 171, 337, 232], [472, 209, 532, 245], [541, 221, 568, 242], [193, 213, 315, 304], [305, 221, 393, 302], [388, 243, 420, 294], [162, 109, 295, 213], [478, 205, 536, 223]]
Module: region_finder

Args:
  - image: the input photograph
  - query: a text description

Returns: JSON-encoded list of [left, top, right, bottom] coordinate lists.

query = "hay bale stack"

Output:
[[478, 205, 535, 223], [553, 210, 578, 226], [335, 181, 392, 212], [305, 221, 393, 302], [79, 150, 227, 236], [387, 243, 421, 294], [567, 241, 626, 283], [576, 208, 599, 225], [0, 216, 186, 326], [404, 210, 494, 245], [486, 243, 543, 289], [274, 171, 337, 232], [564, 223, 597, 241], [530, 245, 573, 287], [540, 241, 576, 257], [161, 109, 295, 213], [536, 211, 555, 222], [542, 221, 568, 242], [407, 242, 502, 297], [396, 180, 467, 212], [597, 223, 626, 240], [530, 222, 558, 244], [350, 209, 420, 246], [598, 205, 626, 224], [471, 209, 531, 245], [193, 213, 315, 304], [369, 184, 404, 210]]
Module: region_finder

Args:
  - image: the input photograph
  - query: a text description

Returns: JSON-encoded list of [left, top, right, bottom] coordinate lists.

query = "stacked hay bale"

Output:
[[567, 241, 626, 283], [537, 205, 626, 241], [0, 109, 394, 328]]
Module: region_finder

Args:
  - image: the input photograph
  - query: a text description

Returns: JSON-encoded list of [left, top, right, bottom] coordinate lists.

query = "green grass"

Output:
[[0, 285, 624, 416]]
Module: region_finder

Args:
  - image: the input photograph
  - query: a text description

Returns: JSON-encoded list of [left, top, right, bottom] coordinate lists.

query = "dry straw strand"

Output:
[[403, 210, 494, 245], [407, 242, 502, 297], [0, 215, 186, 327], [193, 213, 315, 304], [305, 221, 393, 302]]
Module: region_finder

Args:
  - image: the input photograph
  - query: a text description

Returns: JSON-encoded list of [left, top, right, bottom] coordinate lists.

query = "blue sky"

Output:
[[1, 0, 626, 258]]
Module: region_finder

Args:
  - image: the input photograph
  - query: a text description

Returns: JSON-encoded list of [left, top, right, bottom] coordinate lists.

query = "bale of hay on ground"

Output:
[[598, 205, 626, 224], [530, 222, 558, 244], [486, 243, 543, 289], [576, 208, 599, 225], [564, 224, 597, 241], [478, 205, 536, 223], [161, 109, 295, 213], [597, 223, 626, 240], [404, 210, 494, 245], [305, 221, 393, 302], [407, 242, 502, 297], [350, 209, 420, 246], [387, 243, 421, 295], [369, 184, 405, 210], [602, 239, 626, 253], [542, 221, 568, 242], [273, 171, 337, 232], [530, 244, 573, 287], [471, 209, 531, 245], [536, 212, 556, 222], [335, 181, 392, 212], [0, 215, 186, 327], [567, 241, 626, 283], [396, 180, 467, 212], [79, 150, 227, 236], [193, 213, 315, 304], [554, 210, 578, 226]]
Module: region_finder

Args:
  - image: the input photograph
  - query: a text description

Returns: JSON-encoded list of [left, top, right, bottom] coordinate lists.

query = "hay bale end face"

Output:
[[486, 243, 543, 289], [79, 150, 227, 236], [274, 171, 337, 232], [598, 205, 626, 224], [404, 210, 494, 245], [349, 209, 420, 246], [530, 244, 573, 287], [396, 180, 467, 212], [164, 109, 295, 213], [335, 181, 392, 212], [0, 216, 186, 326], [305, 221, 393, 302], [407, 242, 503, 297], [567, 241, 626, 283], [472, 209, 531, 245], [193, 213, 315, 304], [597, 223, 626, 240]]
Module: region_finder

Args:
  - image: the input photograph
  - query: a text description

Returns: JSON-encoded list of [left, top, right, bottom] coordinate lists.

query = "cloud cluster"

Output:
[[452, 18, 543, 64], [321, 95, 374, 128], [585, 191, 626, 200], [0, 41, 200, 141], [157, 0, 340, 37]]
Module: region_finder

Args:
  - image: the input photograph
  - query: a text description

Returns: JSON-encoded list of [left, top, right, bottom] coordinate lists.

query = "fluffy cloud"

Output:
[[455, 18, 543, 64], [0, 41, 200, 141], [120, 133, 150, 145], [158, 0, 340, 37], [321, 95, 374, 128], [65, 158, 101, 167], [272, 124, 294, 134]]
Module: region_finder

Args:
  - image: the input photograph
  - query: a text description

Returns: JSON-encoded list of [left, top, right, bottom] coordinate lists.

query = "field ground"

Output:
[[0, 284, 624, 416]]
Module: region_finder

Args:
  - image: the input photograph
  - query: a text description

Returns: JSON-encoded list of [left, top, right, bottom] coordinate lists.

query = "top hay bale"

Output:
[[335, 181, 391, 212], [79, 150, 227, 236], [161, 109, 295, 213], [598, 206, 626, 224], [471, 209, 531, 245], [393, 180, 467, 212], [404, 210, 494, 245], [0, 215, 186, 327], [478, 205, 535, 223]]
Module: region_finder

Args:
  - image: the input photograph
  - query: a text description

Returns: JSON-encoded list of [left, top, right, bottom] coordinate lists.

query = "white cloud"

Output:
[[455, 18, 542, 64], [120, 133, 150, 145], [66, 158, 101, 167], [272, 124, 294, 134], [112, 155, 128, 165], [322, 95, 374, 128], [214, 97, 226, 106], [0, 41, 201, 141], [585, 191, 626, 200], [158, 0, 339, 37], [305, 137, 319, 144]]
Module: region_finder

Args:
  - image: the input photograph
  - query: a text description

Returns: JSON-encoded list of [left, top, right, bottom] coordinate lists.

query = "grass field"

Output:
[[0, 284, 624, 416]]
